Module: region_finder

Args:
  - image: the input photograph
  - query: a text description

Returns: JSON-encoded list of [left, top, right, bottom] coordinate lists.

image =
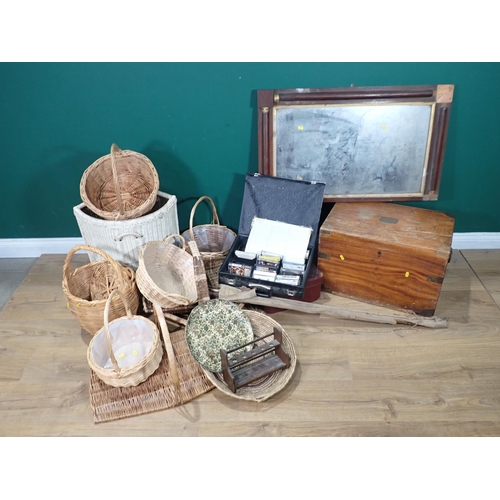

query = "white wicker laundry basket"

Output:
[[74, 191, 179, 270]]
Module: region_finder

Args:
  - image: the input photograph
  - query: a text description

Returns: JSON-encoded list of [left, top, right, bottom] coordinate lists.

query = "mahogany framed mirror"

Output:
[[257, 84, 454, 202]]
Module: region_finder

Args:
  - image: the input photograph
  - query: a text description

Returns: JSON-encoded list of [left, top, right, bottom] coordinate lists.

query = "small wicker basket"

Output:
[[202, 309, 296, 402], [181, 196, 236, 291], [80, 144, 159, 221], [62, 245, 139, 335], [88, 289, 163, 388], [136, 237, 199, 311]]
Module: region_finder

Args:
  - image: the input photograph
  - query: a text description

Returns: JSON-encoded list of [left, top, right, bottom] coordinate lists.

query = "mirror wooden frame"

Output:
[[257, 84, 454, 202]]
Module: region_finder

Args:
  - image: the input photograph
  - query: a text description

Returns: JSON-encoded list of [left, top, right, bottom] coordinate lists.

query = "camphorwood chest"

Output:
[[317, 202, 455, 316]]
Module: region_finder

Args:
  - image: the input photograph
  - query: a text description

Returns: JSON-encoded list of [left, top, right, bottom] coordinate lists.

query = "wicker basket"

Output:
[[80, 144, 159, 221], [202, 309, 296, 402], [89, 306, 214, 423], [181, 196, 236, 291], [136, 237, 199, 311], [62, 245, 140, 335], [73, 190, 179, 270], [141, 237, 210, 317], [88, 289, 162, 388]]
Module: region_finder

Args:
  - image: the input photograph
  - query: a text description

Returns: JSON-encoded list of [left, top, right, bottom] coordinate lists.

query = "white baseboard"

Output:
[[451, 233, 500, 250], [0, 233, 499, 258], [0, 238, 84, 258]]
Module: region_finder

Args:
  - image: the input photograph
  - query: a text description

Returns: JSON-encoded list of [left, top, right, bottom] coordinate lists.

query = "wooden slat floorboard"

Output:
[[1, 250, 500, 436]]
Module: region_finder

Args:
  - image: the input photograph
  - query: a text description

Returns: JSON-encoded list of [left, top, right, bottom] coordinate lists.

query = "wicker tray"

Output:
[[202, 309, 297, 402], [89, 321, 214, 423]]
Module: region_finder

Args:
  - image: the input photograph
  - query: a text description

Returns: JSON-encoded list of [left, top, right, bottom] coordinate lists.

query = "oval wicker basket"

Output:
[[80, 144, 159, 221], [62, 244, 139, 335], [201, 309, 297, 402], [88, 289, 162, 388], [136, 237, 198, 310], [141, 237, 210, 317], [181, 196, 236, 291]]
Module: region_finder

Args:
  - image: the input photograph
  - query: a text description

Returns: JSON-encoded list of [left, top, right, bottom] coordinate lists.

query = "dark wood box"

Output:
[[219, 173, 325, 299], [317, 202, 455, 316]]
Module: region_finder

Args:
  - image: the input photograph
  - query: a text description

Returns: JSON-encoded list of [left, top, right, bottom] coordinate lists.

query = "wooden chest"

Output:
[[317, 202, 455, 316]]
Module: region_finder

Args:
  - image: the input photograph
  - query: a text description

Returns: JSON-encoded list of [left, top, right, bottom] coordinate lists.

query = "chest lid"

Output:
[[238, 173, 326, 246], [322, 202, 455, 254]]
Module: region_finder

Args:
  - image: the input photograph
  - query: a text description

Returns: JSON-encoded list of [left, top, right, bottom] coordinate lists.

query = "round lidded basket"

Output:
[[181, 196, 236, 291], [88, 289, 162, 388], [80, 144, 159, 221], [62, 244, 139, 335], [201, 309, 297, 402], [135, 235, 198, 311], [184, 299, 255, 373]]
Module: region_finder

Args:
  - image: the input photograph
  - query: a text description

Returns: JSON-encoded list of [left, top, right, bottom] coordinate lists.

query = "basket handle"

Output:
[[189, 196, 220, 241], [153, 301, 183, 405], [62, 244, 128, 294], [187, 239, 202, 259], [164, 233, 186, 250], [188, 240, 210, 302], [103, 288, 134, 374], [115, 232, 143, 242], [110, 143, 125, 217]]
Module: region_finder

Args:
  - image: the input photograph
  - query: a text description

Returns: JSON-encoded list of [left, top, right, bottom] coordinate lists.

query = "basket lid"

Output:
[[238, 173, 326, 246], [185, 299, 254, 373]]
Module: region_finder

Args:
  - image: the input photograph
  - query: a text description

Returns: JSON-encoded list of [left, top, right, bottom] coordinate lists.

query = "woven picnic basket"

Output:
[[136, 236, 201, 311], [181, 196, 236, 291], [201, 309, 296, 402], [80, 143, 159, 221], [87, 289, 162, 388], [62, 244, 139, 335]]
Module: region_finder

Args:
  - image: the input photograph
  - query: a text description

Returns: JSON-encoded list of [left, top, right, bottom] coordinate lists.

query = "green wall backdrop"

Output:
[[0, 62, 499, 238]]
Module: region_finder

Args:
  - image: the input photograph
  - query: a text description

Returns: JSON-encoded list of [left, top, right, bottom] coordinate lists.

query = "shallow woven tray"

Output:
[[202, 309, 297, 402], [89, 326, 214, 423]]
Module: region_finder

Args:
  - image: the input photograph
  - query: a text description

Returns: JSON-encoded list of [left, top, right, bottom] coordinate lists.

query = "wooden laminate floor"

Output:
[[1, 249, 500, 437]]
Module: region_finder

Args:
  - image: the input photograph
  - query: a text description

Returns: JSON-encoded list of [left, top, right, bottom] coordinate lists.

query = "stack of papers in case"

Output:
[[245, 217, 312, 265]]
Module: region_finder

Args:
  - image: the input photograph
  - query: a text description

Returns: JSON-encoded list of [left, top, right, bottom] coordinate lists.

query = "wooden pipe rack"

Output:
[[220, 327, 290, 393]]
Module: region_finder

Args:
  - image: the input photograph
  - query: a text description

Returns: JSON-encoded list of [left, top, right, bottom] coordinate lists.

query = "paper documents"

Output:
[[244, 217, 312, 264]]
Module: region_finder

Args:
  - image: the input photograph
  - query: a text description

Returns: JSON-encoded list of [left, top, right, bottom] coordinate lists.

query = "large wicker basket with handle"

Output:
[[62, 244, 139, 335], [80, 144, 159, 221], [87, 289, 162, 388], [181, 196, 236, 291]]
